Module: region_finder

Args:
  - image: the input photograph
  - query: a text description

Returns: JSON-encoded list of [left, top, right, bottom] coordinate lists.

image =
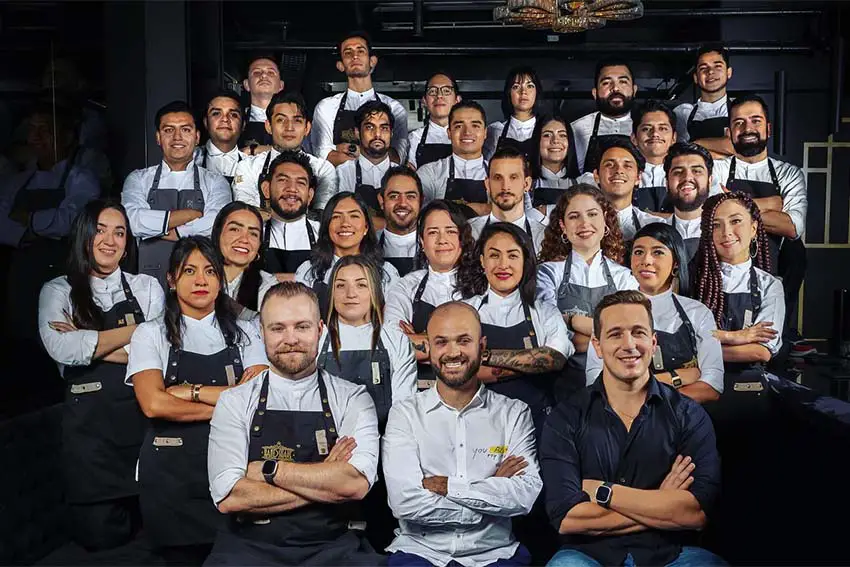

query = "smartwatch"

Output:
[[595, 482, 614, 509], [261, 460, 279, 485], [481, 349, 492, 365], [671, 369, 683, 389]]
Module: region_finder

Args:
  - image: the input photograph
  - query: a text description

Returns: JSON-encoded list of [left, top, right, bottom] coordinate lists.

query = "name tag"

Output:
[[652, 347, 665, 371], [348, 521, 367, 531], [743, 309, 754, 328], [733, 382, 764, 392], [153, 437, 183, 447], [225, 364, 236, 385], [315, 430, 329, 456], [70, 381, 102, 395], [523, 336, 533, 349], [122, 313, 136, 326], [371, 361, 381, 385], [417, 379, 436, 390]]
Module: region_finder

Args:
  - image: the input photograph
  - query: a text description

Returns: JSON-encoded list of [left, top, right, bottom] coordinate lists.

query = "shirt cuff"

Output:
[[447, 476, 470, 500], [79, 329, 100, 365], [161, 211, 170, 237], [347, 455, 377, 488]]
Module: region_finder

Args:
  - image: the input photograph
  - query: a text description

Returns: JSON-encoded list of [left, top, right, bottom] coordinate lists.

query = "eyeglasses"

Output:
[[425, 86, 456, 98]]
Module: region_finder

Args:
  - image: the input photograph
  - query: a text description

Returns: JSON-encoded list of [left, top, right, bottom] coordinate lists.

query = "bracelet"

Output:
[[192, 384, 202, 403]]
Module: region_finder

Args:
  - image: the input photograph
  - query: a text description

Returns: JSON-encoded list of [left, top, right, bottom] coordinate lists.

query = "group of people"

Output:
[[6, 29, 810, 567]]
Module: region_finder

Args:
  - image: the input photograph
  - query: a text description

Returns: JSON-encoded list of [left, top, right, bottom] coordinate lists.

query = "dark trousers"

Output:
[[156, 544, 214, 566], [67, 496, 140, 552]]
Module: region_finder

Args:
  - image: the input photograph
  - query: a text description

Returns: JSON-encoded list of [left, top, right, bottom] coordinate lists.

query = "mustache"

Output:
[[439, 355, 469, 365]]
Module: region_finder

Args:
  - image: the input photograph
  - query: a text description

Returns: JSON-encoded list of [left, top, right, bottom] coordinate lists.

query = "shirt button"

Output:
[[619, 478, 626, 483]]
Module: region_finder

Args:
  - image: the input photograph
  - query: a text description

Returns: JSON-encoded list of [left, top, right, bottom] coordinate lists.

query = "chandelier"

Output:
[[494, 0, 644, 33]]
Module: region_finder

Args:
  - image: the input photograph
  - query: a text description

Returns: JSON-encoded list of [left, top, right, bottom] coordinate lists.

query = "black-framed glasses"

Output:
[[425, 86, 456, 98]]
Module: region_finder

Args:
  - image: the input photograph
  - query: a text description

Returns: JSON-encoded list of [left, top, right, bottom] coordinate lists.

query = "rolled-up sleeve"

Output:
[[38, 279, 99, 368], [540, 404, 591, 529], [208, 386, 252, 504], [238, 319, 268, 367], [31, 168, 100, 239], [179, 171, 231, 237], [535, 299, 574, 359], [778, 162, 807, 240], [122, 169, 168, 239], [338, 385, 380, 487], [676, 401, 721, 517], [692, 304, 724, 394], [385, 328, 418, 404], [311, 157, 338, 211], [231, 157, 262, 207], [536, 261, 563, 309], [125, 321, 165, 384], [756, 272, 785, 355], [446, 402, 542, 517], [310, 98, 337, 161]]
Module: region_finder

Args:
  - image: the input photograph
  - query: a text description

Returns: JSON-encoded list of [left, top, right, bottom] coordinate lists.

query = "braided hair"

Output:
[[538, 183, 626, 264], [693, 191, 772, 327]]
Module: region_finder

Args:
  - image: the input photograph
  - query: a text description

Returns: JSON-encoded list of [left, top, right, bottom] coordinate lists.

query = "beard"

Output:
[[672, 184, 709, 213], [363, 141, 389, 160], [433, 354, 482, 389], [493, 192, 521, 212], [268, 345, 316, 376], [596, 92, 634, 117], [271, 196, 309, 220], [387, 206, 416, 232], [733, 133, 768, 158]]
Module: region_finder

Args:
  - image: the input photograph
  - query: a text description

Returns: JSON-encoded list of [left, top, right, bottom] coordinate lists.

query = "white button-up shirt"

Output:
[[570, 111, 633, 173], [483, 116, 537, 161], [666, 213, 703, 242], [121, 160, 232, 240], [383, 385, 542, 567], [640, 161, 666, 189], [710, 156, 807, 239], [38, 269, 165, 374], [383, 267, 461, 330], [584, 289, 724, 392], [208, 369, 380, 505], [193, 141, 246, 179], [616, 204, 666, 241], [673, 95, 729, 143], [468, 213, 546, 255], [378, 228, 417, 260], [536, 250, 639, 312], [720, 259, 785, 355], [419, 155, 487, 203], [266, 215, 320, 252], [231, 148, 338, 211], [406, 120, 450, 169], [310, 88, 409, 162], [336, 155, 392, 194]]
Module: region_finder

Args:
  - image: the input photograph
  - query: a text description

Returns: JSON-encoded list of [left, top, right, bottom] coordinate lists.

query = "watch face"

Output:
[[262, 460, 277, 476], [597, 485, 612, 503]]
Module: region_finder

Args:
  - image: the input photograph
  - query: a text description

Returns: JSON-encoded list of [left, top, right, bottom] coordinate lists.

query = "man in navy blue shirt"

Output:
[[541, 290, 724, 566]]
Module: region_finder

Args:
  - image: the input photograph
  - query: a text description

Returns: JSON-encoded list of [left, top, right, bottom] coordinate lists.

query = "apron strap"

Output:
[[165, 344, 181, 385], [192, 162, 201, 191], [148, 162, 164, 203], [448, 156, 455, 181], [600, 254, 616, 288], [416, 119, 431, 165], [305, 219, 316, 247], [767, 159, 780, 187], [726, 156, 736, 186], [498, 118, 511, 143], [334, 90, 349, 125], [478, 293, 539, 348], [263, 219, 272, 251], [670, 294, 699, 356], [119, 271, 146, 321], [687, 103, 699, 127], [355, 159, 362, 186], [316, 371, 339, 447], [558, 256, 573, 298], [591, 112, 601, 139], [202, 146, 208, 169], [317, 334, 332, 366], [413, 271, 429, 305], [250, 371, 272, 438], [748, 264, 762, 315]]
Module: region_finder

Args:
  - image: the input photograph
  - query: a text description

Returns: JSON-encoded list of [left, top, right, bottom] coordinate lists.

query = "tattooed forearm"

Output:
[[485, 347, 567, 374]]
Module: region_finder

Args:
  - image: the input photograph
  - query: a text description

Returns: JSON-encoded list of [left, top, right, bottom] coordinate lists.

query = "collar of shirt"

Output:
[[267, 367, 320, 393], [335, 321, 376, 351], [89, 268, 123, 296], [249, 105, 266, 122], [698, 94, 728, 110], [598, 111, 632, 125], [485, 286, 521, 309], [183, 310, 218, 330], [647, 287, 674, 306], [669, 213, 702, 239], [345, 88, 377, 109], [720, 259, 753, 282], [160, 159, 197, 175], [357, 154, 391, 175], [617, 205, 635, 223], [423, 382, 487, 413], [541, 166, 568, 181], [731, 156, 770, 174], [588, 371, 664, 404], [427, 266, 458, 285], [506, 115, 536, 138], [451, 154, 486, 178], [488, 212, 527, 228], [570, 248, 604, 273], [225, 271, 244, 299], [382, 229, 417, 246], [425, 120, 449, 138], [206, 140, 241, 159], [642, 162, 666, 186]]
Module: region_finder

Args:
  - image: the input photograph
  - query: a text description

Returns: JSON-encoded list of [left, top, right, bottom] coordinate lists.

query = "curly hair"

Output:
[[538, 183, 626, 264], [693, 191, 772, 327]]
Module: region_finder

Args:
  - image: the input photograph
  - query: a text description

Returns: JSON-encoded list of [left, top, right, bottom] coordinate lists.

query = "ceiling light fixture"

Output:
[[494, 0, 644, 33]]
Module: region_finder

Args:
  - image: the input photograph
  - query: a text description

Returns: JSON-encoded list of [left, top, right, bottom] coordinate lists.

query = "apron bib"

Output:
[[583, 113, 631, 174], [333, 91, 381, 146], [633, 184, 667, 213], [238, 117, 273, 150], [496, 118, 537, 159], [650, 295, 699, 374], [444, 158, 487, 220], [201, 147, 241, 185], [412, 273, 438, 391], [415, 120, 452, 167], [670, 215, 701, 263], [687, 104, 728, 141], [354, 160, 382, 213], [379, 232, 414, 277], [531, 177, 573, 208], [262, 217, 315, 274]]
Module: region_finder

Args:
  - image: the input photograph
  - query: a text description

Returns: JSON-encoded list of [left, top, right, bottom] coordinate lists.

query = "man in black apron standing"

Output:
[[121, 101, 232, 289], [205, 282, 382, 566], [311, 31, 409, 167], [711, 94, 809, 348], [664, 142, 715, 264], [570, 58, 637, 174], [377, 166, 421, 277], [237, 55, 284, 155], [195, 90, 246, 185], [405, 72, 458, 170], [631, 100, 677, 213], [673, 44, 735, 158]]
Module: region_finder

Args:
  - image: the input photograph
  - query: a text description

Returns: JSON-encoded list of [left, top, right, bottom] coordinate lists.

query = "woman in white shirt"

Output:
[[584, 222, 724, 404], [483, 66, 541, 161], [528, 114, 579, 221], [211, 202, 276, 319], [384, 200, 475, 390], [38, 200, 164, 551], [537, 184, 638, 402], [458, 222, 572, 432], [127, 236, 267, 564], [295, 191, 399, 318]]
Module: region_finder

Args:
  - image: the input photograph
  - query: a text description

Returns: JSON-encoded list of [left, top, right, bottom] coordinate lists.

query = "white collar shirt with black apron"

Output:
[[237, 104, 273, 149], [336, 154, 392, 213], [377, 228, 417, 277], [383, 384, 542, 567], [673, 95, 729, 143], [666, 213, 702, 263], [383, 267, 462, 390], [710, 155, 807, 274], [419, 154, 488, 218], [469, 212, 546, 255], [124, 313, 266, 548], [224, 269, 278, 321], [263, 215, 320, 275], [636, 161, 669, 213], [483, 116, 537, 161], [583, 289, 724, 394], [464, 288, 573, 432], [570, 111, 633, 174], [529, 171, 597, 226], [537, 250, 639, 402], [617, 204, 666, 242], [294, 256, 400, 320], [231, 148, 338, 212], [193, 141, 245, 184], [407, 119, 451, 169], [121, 160, 233, 288], [38, 269, 164, 517], [205, 369, 381, 566], [310, 88, 410, 163]]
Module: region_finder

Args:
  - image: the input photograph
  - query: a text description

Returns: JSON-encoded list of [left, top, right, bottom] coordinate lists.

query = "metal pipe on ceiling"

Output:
[[774, 69, 787, 156]]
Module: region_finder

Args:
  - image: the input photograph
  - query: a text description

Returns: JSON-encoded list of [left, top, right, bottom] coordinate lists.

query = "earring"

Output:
[[604, 226, 610, 236], [560, 233, 569, 245], [749, 239, 758, 258], [672, 266, 679, 277]]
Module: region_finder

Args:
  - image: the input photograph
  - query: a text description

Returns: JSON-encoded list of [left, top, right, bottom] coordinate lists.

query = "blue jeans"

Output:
[[389, 544, 531, 566], [546, 546, 726, 567]]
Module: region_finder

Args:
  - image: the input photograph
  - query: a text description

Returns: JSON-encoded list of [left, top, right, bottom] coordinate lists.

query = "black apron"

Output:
[[444, 158, 488, 219], [687, 103, 728, 141], [531, 176, 573, 208], [379, 231, 414, 277], [263, 217, 316, 274], [411, 272, 439, 391], [478, 295, 554, 434], [415, 120, 452, 168], [333, 90, 381, 146], [496, 118, 537, 159], [62, 272, 147, 504], [138, 163, 205, 289], [138, 340, 244, 547], [650, 294, 699, 374], [670, 215, 701, 263], [354, 160, 382, 213], [633, 183, 667, 213], [725, 157, 781, 274], [555, 255, 619, 402], [201, 146, 242, 185], [238, 110, 273, 149], [206, 371, 377, 566], [583, 113, 631, 174], [6, 148, 81, 340], [310, 268, 331, 322]]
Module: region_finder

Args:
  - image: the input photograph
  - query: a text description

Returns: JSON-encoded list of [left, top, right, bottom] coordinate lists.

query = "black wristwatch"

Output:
[[261, 460, 279, 485], [595, 482, 614, 509], [671, 369, 683, 389]]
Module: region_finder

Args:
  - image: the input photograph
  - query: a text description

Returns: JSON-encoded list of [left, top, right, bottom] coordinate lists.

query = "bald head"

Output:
[[427, 301, 484, 388]]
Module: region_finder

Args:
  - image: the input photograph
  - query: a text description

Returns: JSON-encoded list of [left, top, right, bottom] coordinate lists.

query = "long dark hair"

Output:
[[310, 191, 382, 283], [501, 66, 543, 120], [539, 184, 626, 264], [326, 255, 384, 364], [164, 236, 245, 349], [67, 199, 137, 330], [458, 222, 537, 306], [211, 202, 264, 311], [413, 200, 476, 273], [694, 192, 772, 326], [632, 222, 692, 297], [530, 112, 573, 181]]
